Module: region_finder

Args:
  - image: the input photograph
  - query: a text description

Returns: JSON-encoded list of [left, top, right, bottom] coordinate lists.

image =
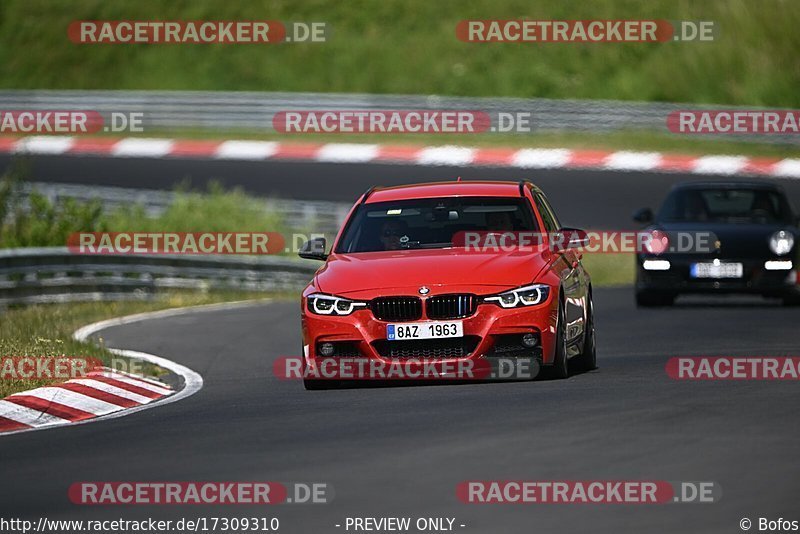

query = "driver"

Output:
[[379, 219, 408, 250], [486, 211, 514, 232]]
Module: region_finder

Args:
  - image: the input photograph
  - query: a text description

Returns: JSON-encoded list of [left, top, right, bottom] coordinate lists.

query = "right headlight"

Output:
[[483, 284, 550, 308], [769, 230, 795, 256]]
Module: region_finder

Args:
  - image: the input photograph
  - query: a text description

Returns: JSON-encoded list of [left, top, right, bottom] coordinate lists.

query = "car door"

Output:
[[534, 192, 588, 345]]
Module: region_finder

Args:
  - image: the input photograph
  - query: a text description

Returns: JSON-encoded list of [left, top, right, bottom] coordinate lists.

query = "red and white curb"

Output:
[[0, 368, 175, 434], [0, 301, 278, 436], [2, 135, 799, 178]]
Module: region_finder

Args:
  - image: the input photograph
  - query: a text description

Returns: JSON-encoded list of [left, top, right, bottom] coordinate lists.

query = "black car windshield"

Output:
[[336, 197, 539, 253], [658, 188, 794, 224]]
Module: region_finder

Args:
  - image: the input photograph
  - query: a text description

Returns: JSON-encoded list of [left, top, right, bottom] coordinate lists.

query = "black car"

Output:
[[633, 181, 800, 307]]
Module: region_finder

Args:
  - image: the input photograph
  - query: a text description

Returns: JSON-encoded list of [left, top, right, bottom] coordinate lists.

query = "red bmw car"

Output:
[[298, 180, 595, 389]]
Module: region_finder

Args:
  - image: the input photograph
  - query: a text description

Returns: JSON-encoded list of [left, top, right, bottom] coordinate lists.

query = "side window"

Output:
[[534, 193, 560, 232]]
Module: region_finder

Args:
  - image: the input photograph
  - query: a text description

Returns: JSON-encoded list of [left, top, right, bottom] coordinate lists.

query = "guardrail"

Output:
[[0, 247, 318, 306], [0, 90, 795, 144], [17, 182, 351, 235]]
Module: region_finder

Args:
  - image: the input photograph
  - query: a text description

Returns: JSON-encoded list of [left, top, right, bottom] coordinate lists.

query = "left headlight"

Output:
[[769, 230, 795, 256], [483, 284, 551, 308], [307, 293, 368, 316]]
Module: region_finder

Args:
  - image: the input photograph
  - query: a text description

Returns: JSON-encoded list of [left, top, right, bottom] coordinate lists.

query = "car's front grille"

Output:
[[426, 294, 477, 320], [370, 297, 422, 322], [372, 336, 481, 359]]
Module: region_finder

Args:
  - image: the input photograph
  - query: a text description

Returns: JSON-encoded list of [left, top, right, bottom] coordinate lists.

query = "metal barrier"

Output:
[[18, 182, 351, 236], [0, 247, 318, 306], [0, 90, 795, 144]]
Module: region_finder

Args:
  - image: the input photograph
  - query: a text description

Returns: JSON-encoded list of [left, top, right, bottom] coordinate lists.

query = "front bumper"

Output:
[[636, 255, 799, 296], [301, 295, 559, 376]]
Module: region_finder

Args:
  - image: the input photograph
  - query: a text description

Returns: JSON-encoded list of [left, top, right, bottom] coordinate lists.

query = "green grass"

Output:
[[0, 165, 286, 248], [0, 290, 276, 398], [582, 253, 635, 288], [0, 0, 798, 106]]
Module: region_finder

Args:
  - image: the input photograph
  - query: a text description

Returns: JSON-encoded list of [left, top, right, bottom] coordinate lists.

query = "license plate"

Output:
[[690, 262, 744, 279], [387, 321, 463, 340]]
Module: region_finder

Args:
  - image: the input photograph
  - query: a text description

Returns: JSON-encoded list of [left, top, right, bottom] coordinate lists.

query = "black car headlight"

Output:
[[307, 293, 368, 316], [769, 230, 794, 256], [483, 284, 550, 308]]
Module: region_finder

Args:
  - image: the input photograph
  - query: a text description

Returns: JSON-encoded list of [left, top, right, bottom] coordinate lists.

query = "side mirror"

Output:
[[556, 227, 589, 251], [633, 207, 654, 224], [299, 237, 328, 261]]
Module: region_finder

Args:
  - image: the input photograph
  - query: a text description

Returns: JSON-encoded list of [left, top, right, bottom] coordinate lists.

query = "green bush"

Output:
[[0, 165, 285, 248]]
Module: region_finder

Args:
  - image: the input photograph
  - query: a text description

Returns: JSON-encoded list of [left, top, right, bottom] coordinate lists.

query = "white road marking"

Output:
[[416, 146, 475, 166], [692, 155, 748, 175], [214, 140, 278, 160], [111, 138, 175, 158], [14, 136, 74, 154], [316, 143, 379, 163], [511, 148, 572, 168], [604, 151, 662, 171]]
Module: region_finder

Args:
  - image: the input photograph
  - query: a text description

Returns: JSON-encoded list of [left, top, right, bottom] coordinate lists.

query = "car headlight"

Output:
[[483, 284, 550, 308], [307, 293, 367, 316], [769, 230, 795, 256]]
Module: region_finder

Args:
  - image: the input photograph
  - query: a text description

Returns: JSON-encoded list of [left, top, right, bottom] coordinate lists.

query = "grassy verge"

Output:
[[582, 253, 635, 288], [0, 290, 278, 398], [0, 0, 797, 107], [0, 163, 286, 248]]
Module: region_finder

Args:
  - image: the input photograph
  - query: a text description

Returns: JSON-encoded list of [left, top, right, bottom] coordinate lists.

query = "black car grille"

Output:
[[426, 294, 477, 320], [370, 297, 422, 322], [372, 336, 481, 359]]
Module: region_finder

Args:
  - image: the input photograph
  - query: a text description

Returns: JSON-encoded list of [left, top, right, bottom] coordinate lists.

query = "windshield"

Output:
[[657, 188, 794, 224], [335, 197, 539, 253]]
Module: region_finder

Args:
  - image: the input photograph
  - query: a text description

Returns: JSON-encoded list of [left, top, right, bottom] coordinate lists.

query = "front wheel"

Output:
[[577, 296, 597, 372], [549, 298, 569, 379]]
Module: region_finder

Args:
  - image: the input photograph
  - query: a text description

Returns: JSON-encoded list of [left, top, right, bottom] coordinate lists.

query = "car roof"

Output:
[[671, 180, 785, 193], [364, 180, 533, 203]]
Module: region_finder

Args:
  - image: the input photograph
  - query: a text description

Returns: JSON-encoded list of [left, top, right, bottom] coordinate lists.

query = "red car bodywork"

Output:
[[300, 181, 593, 381]]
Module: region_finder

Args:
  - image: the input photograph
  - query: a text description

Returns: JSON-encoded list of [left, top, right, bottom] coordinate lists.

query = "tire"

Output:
[[577, 295, 597, 372], [635, 290, 675, 307], [549, 297, 569, 379], [303, 379, 325, 390], [303, 379, 339, 390], [782, 294, 800, 307]]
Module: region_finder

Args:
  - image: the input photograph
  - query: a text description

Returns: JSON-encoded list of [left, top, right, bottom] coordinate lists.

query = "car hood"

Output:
[[314, 248, 551, 298], [653, 222, 796, 258]]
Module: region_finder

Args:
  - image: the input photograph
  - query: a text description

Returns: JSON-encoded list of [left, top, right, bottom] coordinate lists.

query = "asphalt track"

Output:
[[3, 153, 800, 228], [0, 154, 799, 532], [0, 289, 799, 533]]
